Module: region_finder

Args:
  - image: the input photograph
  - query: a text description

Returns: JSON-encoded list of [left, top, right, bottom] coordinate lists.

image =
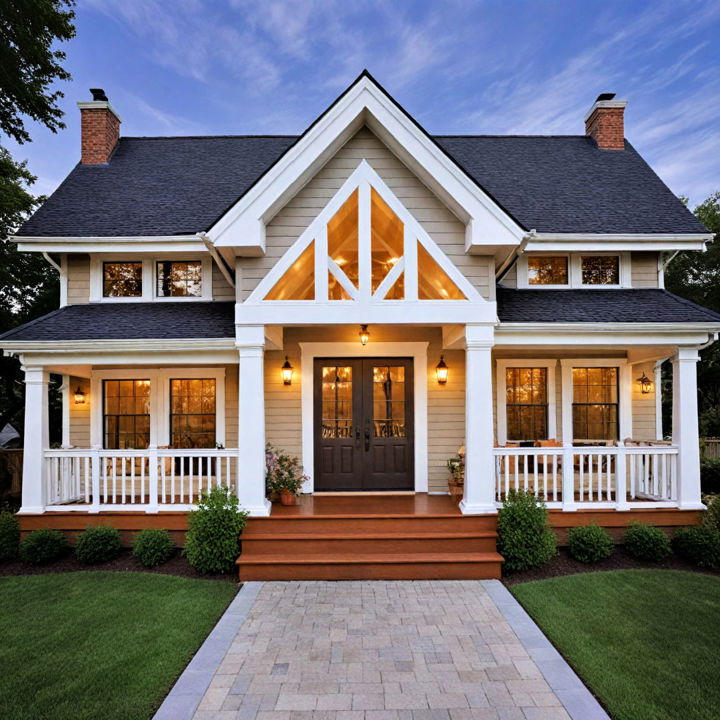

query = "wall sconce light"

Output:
[[436, 356, 449, 385], [359, 324, 370, 346], [636, 371, 653, 394], [74, 386, 87, 405], [281, 356, 294, 385]]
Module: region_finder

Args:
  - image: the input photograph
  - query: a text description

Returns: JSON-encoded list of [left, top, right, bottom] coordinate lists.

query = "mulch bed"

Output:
[[502, 547, 720, 586], [0, 548, 236, 582]]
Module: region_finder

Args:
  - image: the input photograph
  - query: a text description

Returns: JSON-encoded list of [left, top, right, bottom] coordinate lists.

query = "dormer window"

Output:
[[581, 255, 620, 285], [103, 262, 143, 297], [527, 256, 568, 286], [156, 261, 203, 297], [518, 253, 629, 289]]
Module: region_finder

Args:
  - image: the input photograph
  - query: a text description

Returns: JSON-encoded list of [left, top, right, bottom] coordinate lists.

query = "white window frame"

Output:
[[517, 252, 631, 289], [496, 359, 557, 445], [90, 367, 226, 448], [89, 255, 213, 302], [560, 358, 631, 445]]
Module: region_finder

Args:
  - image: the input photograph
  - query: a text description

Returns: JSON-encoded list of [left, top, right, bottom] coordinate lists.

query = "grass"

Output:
[[0, 572, 237, 720], [511, 570, 720, 720]]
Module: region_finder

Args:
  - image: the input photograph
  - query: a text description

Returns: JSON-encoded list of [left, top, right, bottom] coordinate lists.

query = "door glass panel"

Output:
[[328, 190, 359, 289], [372, 365, 406, 438], [371, 189, 404, 293], [321, 366, 353, 438]]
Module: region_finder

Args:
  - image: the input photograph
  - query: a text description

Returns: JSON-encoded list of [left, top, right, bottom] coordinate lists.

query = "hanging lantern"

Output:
[[359, 324, 370, 346], [74, 386, 87, 405], [636, 371, 653, 395], [436, 356, 449, 385], [281, 356, 294, 385]]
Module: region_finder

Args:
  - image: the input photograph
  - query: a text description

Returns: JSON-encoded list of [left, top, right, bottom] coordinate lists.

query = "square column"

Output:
[[19, 366, 49, 514], [672, 347, 703, 509], [237, 326, 271, 516], [460, 324, 497, 515]]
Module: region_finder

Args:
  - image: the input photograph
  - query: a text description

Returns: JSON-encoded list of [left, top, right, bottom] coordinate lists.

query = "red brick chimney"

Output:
[[584, 93, 627, 150], [77, 88, 121, 164]]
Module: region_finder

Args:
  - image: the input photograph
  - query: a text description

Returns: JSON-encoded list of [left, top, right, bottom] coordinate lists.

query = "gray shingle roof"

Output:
[[496, 288, 720, 324], [17, 133, 706, 237], [0, 302, 235, 341]]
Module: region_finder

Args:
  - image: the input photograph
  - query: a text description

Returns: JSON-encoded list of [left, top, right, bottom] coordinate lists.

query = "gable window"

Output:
[[505, 368, 548, 441], [170, 378, 217, 448], [103, 262, 143, 297], [581, 256, 619, 285], [572, 367, 618, 441], [103, 379, 150, 448], [527, 256, 568, 285], [156, 261, 203, 297]]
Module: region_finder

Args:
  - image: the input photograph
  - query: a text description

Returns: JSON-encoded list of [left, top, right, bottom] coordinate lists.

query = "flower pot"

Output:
[[279, 490, 297, 506], [448, 477, 464, 503]]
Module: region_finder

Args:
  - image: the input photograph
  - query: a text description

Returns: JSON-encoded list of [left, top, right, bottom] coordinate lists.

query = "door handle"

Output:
[[364, 428, 370, 452]]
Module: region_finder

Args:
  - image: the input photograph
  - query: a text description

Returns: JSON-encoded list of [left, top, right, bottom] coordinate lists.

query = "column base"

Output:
[[459, 500, 498, 515], [243, 498, 272, 517], [678, 501, 706, 511], [16, 506, 45, 515]]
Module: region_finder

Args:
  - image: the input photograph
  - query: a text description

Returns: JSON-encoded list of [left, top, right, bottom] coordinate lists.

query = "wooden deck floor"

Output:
[[269, 493, 462, 517]]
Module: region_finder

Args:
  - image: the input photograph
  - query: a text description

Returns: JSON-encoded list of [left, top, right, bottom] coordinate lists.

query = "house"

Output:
[[2, 72, 718, 579]]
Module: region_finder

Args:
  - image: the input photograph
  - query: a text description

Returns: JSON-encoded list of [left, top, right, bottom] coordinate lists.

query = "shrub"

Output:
[[622, 522, 671, 561], [673, 526, 720, 568], [700, 457, 720, 495], [497, 490, 557, 572], [19, 528, 67, 565], [184, 486, 248, 574], [567, 524, 614, 563], [132, 528, 175, 568], [75, 525, 122, 564], [0, 511, 20, 561], [702, 494, 720, 532]]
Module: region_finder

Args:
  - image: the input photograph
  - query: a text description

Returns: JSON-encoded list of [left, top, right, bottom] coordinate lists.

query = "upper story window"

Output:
[[518, 253, 627, 289], [103, 262, 143, 297], [156, 261, 203, 297], [527, 256, 568, 285], [581, 255, 619, 285]]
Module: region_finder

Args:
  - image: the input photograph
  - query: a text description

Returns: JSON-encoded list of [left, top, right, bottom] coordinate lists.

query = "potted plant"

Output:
[[447, 445, 465, 501], [265, 444, 307, 506]]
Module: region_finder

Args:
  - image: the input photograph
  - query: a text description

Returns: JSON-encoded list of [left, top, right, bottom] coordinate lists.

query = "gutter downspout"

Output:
[[199, 233, 235, 289], [496, 229, 535, 283]]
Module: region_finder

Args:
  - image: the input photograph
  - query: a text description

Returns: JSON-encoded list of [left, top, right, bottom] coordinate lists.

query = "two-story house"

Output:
[[3, 73, 718, 579]]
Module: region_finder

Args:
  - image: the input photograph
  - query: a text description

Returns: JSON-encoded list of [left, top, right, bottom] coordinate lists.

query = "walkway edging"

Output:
[[153, 581, 263, 720]]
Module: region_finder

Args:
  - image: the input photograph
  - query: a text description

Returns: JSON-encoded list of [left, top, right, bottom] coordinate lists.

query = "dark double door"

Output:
[[314, 358, 414, 491]]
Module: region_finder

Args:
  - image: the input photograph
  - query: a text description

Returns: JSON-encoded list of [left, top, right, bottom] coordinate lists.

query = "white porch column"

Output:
[[672, 347, 703, 509], [460, 324, 496, 515], [237, 325, 271, 516], [19, 366, 50, 513]]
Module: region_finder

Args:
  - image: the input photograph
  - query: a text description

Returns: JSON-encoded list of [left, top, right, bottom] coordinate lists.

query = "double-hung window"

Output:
[[571, 367, 619, 441], [505, 368, 549, 441]]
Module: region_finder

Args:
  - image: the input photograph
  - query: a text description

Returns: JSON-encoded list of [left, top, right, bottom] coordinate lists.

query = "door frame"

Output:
[[300, 342, 428, 493]]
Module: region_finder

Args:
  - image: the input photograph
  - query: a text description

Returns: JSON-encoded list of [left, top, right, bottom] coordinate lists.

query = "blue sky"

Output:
[[6, 0, 720, 206]]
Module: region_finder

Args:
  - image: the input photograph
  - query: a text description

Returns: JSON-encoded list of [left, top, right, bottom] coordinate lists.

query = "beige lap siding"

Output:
[[67, 254, 91, 304], [631, 252, 660, 288], [630, 360, 658, 441], [69, 376, 91, 446], [241, 126, 494, 301]]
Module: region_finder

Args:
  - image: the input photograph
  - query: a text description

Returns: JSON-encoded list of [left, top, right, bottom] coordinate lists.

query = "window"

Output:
[[581, 256, 619, 285], [527, 256, 568, 285], [103, 262, 143, 297], [572, 367, 618, 441], [103, 379, 150, 448], [505, 368, 548, 441], [156, 261, 203, 297], [170, 379, 217, 448]]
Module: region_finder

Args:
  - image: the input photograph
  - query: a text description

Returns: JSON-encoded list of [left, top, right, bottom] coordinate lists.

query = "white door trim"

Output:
[[299, 341, 429, 493]]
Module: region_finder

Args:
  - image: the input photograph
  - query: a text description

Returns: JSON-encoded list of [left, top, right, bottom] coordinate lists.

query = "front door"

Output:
[[314, 358, 414, 491]]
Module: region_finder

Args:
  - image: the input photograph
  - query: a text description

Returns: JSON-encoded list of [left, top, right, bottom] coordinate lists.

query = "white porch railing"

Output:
[[44, 448, 239, 512], [494, 444, 679, 509]]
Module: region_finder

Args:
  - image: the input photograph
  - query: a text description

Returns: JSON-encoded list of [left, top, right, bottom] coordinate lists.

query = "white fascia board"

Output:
[[209, 75, 524, 251], [14, 235, 206, 254], [524, 233, 713, 253]]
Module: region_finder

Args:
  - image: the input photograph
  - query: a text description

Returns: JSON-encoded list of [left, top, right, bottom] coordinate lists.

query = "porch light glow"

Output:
[[73, 386, 86, 405], [636, 371, 653, 394], [359, 324, 370, 346], [281, 356, 294, 385], [436, 356, 449, 385]]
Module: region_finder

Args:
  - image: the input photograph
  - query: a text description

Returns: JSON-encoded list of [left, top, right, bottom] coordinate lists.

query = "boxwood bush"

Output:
[[19, 528, 67, 565], [75, 525, 122, 564], [497, 489, 557, 572], [703, 494, 720, 532], [184, 486, 248, 574], [623, 522, 671, 561], [132, 528, 175, 567], [567, 524, 614, 563], [673, 526, 720, 568], [0, 510, 20, 561]]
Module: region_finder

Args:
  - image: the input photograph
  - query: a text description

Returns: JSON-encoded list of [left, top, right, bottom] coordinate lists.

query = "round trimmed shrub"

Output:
[[673, 526, 720, 568], [0, 510, 20, 561], [622, 522, 671, 561], [703, 494, 720, 532], [19, 528, 67, 565], [133, 528, 175, 567], [75, 525, 122, 564], [497, 489, 557, 572], [567, 524, 614, 563], [184, 486, 248, 574]]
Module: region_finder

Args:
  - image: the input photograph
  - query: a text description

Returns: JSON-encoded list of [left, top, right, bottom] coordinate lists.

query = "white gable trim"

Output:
[[209, 74, 523, 253]]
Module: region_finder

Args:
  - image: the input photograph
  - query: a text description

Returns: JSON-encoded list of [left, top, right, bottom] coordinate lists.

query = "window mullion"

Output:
[[358, 182, 371, 300]]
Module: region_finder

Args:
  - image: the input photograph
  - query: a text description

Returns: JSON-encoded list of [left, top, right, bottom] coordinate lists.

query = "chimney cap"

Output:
[[595, 92, 616, 102], [584, 95, 627, 123], [90, 88, 109, 102]]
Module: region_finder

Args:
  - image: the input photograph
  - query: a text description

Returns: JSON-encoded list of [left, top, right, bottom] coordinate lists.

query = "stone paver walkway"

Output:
[[155, 580, 608, 720]]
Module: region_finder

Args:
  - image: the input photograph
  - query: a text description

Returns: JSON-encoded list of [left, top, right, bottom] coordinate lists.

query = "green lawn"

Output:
[[512, 570, 720, 720], [0, 572, 237, 720]]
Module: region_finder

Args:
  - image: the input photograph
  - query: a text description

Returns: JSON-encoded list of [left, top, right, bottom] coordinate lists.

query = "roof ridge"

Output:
[[121, 135, 298, 140], [435, 134, 589, 139]]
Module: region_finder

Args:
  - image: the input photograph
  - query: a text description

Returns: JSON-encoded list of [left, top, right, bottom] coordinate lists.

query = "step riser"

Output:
[[242, 537, 497, 554], [238, 562, 502, 581], [244, 517, 497, 534]]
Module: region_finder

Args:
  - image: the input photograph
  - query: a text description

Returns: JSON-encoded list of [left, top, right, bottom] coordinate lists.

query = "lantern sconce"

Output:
[[73, 386, 87, 405], [636, 371, 653, 395], [436, 356, 449, 385], [281, 356, 294, 386], [359, 324, 370, 346]]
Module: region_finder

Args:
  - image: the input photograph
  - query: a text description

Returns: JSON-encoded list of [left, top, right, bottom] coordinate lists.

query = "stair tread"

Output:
[[237, 551, 504, 565], [242, 531, 496, 541], [247, 513, 480, 520]]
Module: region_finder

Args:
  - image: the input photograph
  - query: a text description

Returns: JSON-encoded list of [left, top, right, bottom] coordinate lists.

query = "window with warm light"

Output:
[[581, 256, 620, 285], [103, 262, 143, 297], [572, 367, 619, 441], [371, 189, 404, 299], [103, 379, 150, 448], [156, 261, 203, 297], [527, 256, 568, 285], [265, 243, 315, 300], [170, 378, 216, 448], [505, 368, 548, 441]]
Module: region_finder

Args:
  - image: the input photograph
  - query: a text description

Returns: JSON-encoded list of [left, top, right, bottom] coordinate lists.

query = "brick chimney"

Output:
[[584, 93, 627, 150], [77, 88, 121, 164]]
